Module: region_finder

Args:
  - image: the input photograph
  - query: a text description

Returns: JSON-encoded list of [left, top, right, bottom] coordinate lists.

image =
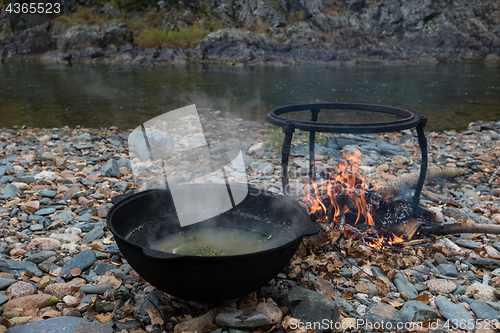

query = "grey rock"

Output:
[[94, 262, 117, 275], [83, 226, 105, 243], [110, 264, 132, 278], [0, 276, 17, 290], [128, 129, 175, 162], [453, 285, 467, 296], [81, 294, 98, 304], [73, 321, 113, 333], [215, 310, 270, 328], [470, 300, 500, 320], [363, 302, 408, 329], [76, 133, 91, 142], [60, 249, 97, 279], [102, 159, 121, 178], [456, 239, 482, 249], [465, 257, 500, 270], [76, 212, 93, 222], [114, 320, 142, 331], [493, 243, 500, 252], [5, 316, 88, 333], [442, 207, 494, 224], [77, 222, 106, 232], [35, 208, 56, 216], [393, 272, 418, 299], [0, 294, 9, 305], [95, 300, 115, 313], [30, 224, 44, 231], [117, 158, 132, 170], [106, 243, 121, 254], [258, 162, 274, 175], [401, 300, 438, 322], [286, 286, 341, 333], [437, 264, 458, 278], [0, 258, 43, 277], [38, 190, 57, 198], [434, 298, 475, 331], [51, 212, 74, 223], [0, 184, 21, 200], [79, 284, 113, 294], [25, 250, 56, 264]]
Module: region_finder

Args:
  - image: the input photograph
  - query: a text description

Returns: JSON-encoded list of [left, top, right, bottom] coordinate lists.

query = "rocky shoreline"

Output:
[[1, 0, 499, 65], [0, 110, 500, 332]]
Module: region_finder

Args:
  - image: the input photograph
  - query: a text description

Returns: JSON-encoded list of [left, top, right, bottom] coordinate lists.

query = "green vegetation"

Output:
[[55, 7, 107, 25], [267, 125, 285, 155], [135, 24, 211, 48]]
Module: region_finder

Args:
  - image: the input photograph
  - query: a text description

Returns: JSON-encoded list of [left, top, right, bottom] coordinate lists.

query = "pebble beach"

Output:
[[0, 109, 500, 333]]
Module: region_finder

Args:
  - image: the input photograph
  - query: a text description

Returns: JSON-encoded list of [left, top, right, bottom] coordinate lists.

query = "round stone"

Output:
[[7, 281, 37, 299], [425, 279, 457, 294]]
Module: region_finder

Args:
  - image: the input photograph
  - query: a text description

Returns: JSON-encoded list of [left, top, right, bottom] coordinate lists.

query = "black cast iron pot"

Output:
[[106, 183, 319, 302]]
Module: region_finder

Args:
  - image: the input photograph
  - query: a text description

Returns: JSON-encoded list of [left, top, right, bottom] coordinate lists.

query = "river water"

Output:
[[0, 62, 499, 132]]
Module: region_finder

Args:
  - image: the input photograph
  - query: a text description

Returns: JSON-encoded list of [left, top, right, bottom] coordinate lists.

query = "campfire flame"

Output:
[[303, 151, 407, 248]]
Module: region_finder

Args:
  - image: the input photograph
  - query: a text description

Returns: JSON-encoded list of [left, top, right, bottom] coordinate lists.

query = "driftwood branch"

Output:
[[424, 222, 500, 236], [377, 166, 465, 198]]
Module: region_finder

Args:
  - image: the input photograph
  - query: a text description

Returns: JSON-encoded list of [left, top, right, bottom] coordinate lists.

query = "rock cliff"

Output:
[[1, 0, 499, 64]]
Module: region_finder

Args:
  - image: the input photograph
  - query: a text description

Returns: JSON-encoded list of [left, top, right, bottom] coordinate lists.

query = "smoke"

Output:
[[176, 87, 267, 123]]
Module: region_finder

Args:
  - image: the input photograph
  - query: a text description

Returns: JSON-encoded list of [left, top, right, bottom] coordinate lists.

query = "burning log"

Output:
[[376, 165, 465, 198]]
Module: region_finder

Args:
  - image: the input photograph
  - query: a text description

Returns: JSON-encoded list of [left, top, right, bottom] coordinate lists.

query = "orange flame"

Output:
[[388, 233, 405, 245], [305, 150, 375, 227]]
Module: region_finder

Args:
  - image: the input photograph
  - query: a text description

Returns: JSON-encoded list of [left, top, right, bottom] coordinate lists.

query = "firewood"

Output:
[[376, 166, 465, 198], [424, 221, 500, 235]]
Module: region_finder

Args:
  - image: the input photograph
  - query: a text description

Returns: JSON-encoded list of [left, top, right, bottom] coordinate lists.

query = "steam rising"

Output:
[[128, 104, 248, 227]]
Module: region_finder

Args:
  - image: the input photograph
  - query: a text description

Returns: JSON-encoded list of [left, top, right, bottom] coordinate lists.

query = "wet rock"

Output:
[[82, 226, 104, 243], [4, 316, 88, 333], [393, 272, 418, 299], [60, 250, 97, 280], [79, 284, 112, 294], [0, 277, 17, 290], [436, 263, 458, 278], [215, 310, 269, 328], [285, 286, 341, 333], [401, 300, 438, 321], [362, 302, 408, 329], [434, 298, 475, 331], [0, 258, 42, 277]]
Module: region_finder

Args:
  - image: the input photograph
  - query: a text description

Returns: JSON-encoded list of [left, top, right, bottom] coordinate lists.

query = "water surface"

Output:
[[0, 62, 499, 131]]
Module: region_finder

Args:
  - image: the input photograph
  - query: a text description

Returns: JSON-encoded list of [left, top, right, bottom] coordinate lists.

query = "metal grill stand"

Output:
[[266, 103, 428, 213]]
